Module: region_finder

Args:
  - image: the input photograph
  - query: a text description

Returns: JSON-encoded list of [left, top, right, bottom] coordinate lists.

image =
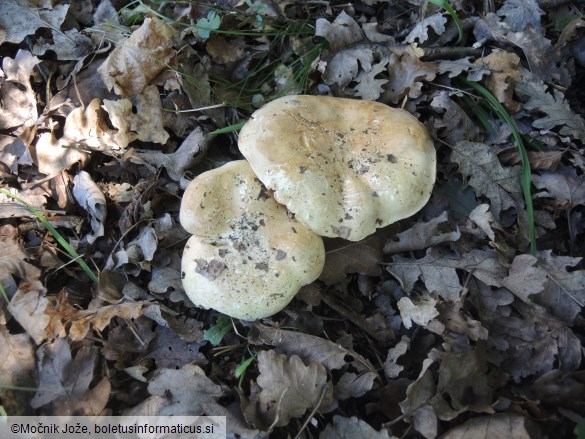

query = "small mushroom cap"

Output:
[[180, 160, 325, 320], [238, 95, 436, 241]]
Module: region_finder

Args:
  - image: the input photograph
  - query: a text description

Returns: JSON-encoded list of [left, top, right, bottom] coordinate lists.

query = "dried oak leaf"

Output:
[[405, 13, 447, 44], [73, 170, 107, 244], [250, 322, 375, 373], [256, 350, 332, 427], [0, 326, 35, 415], [31, 338, 111, 415], [126, 363, 224, 417], [98, 17, 177, 96], [442, 414, 534, 439], [0, 50, 40, 130], [334, 371, 377, 400], [449, 141, 523, 221], [533, 167, 585, 209], [384, 336, 410, 379], [431, 91, 480, 145], [315, 11, 363, 52], [516, 80, 585, 142], [383, 46, 437, 104], [389, 247, 507, 301], [496, 0, 543, 32], [0, 1, 68, 45], [384, 211, 460, 254], [0, 224, 40, 295], [320, 416, 394, 439], [501, 254, 548, 303], [397, 296, 439, 330], [475, 49, 522, 111]]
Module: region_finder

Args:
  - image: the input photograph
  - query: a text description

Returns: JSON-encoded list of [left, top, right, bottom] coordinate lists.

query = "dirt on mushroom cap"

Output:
[[238, 95, 437, 241], [180, 160, 325, 320]]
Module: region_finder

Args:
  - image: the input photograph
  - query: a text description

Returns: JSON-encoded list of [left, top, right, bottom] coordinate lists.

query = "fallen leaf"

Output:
[[0, 50, 40, 129], [98, 17, 177, 96], [496, 0, 543, 32], [73, 170, 107, 244], [0, 326, 35, 415], [501, 254, 548, 303], [384, 211, 460, 254], [315, 11, 363, 52], [384, 336, 410, 379], [256, 350, 331, 427], [397, 296, 439, 329], [0, 1, 68, 45], [442, 413, 533, 439], [405, 13, 447, 44], [334, 371, 377, 400], [449, 141, 523, 221], [35, 131, 90, 175], [516, 79, 585, 142], [383, 46, 437, 104], [431, 91, 480, 145], [320, 416, 394, 439], [31, 338, 111, 415], [0, 224, 41, 296]]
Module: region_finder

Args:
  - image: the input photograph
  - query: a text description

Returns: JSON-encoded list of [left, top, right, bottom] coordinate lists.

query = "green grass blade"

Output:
[[0, 189, 99, 284], [209, 121, 247, 135], [203, 316, 233, 346], [458, 78, 537, 255], [428, 0, 463, 44], [0, 282, 9, 303]]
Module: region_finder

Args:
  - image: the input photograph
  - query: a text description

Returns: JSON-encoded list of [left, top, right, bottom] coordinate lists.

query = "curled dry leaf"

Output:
[[98, 17, 177, 96], [397, 296, 439, 329], [73, 170, 107, 244]]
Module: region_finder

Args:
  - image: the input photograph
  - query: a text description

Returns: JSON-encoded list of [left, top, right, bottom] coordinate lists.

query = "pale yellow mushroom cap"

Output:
[[238, 95, 437, 241], [179, 160, 325, 320]]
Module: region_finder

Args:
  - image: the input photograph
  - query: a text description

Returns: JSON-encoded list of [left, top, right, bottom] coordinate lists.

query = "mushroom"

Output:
[[238, 95, 436, 241], [180, 160, 325, 320]]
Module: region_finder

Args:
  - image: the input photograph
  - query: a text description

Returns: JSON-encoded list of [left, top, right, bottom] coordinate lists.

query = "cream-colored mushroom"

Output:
[[238, 95, 436, 241], [180, 160, 325, 320]]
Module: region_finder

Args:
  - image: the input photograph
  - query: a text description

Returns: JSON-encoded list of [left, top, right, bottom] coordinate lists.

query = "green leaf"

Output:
[[203, 316, 232, 346], [196, 11, 221, 39]]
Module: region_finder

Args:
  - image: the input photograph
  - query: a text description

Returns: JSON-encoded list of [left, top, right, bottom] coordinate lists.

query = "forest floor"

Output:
[[1, 0, 585, 438]]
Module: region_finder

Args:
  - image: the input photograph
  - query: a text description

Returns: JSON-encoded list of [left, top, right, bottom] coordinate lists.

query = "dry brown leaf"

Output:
[[0, 1, 68, 45], [383, 46, 436, 104], [384, 336, 410, 379], [475, 49, 522, 111], [8, 281, 66, 344], [98, 17, 177, 96], [442, 414, 533, 439], [533, 167, 585, 209], [502, 254, 548, 303], [73, 170, 107, 244], [384, 211, 460, 254], [450, 141, 523, 221], [496, 0, 543, 32], [320, 226, 394, 285], [250, 322, 376, 373], [31, 339, 111, 415], [0, 50, 40, 130], [0, 326, 35, 415], [256, 350, 331, 427], [35, 131, 91, 175], [0, 224, 41, 295], [405, 13, 447, 44], [315, 11, 363, 52], [397, 296, 439, 329], [431, 91, 480, 145], [334, 371, 377, 400], [320, 416, 394, 439]]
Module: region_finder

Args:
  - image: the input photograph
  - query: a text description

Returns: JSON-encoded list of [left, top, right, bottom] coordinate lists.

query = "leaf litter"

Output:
[[1, 0, 584, 437]]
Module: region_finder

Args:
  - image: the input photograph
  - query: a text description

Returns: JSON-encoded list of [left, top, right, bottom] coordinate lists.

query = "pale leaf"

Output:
[[449, 141, 523, 220], [496, 0, 543, 32], [73, 170, 107, 244], [315, 11, 363, 52], [501, 254, 547, 303], [98, 17, 177, 96], [442, 414, 533, 439], [405, 13, 447, 44], [384, 211, 460, 254], [0, 1, 68, 45], [320, 416, 394, 439], [397, 296, 439, 329], [516, 80, 585, 142], [257, 350, 330, 427]]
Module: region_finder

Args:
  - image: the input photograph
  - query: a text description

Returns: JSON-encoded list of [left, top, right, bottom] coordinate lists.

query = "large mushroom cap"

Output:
[[238, 95, 436, 241], [180, 160, 325, 320]]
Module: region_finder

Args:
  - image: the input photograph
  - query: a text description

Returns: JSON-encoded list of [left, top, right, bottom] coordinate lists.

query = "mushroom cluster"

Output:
[[180, 96, 436, 320]]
